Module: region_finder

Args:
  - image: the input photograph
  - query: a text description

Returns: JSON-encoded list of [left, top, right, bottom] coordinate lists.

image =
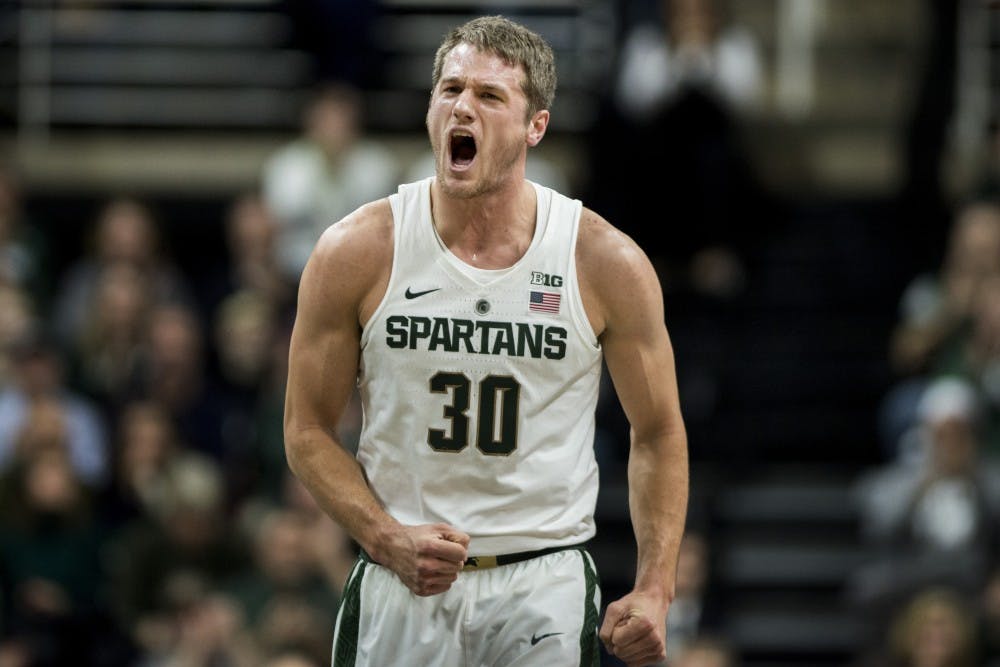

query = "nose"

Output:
[[452, 89, 474, 122]]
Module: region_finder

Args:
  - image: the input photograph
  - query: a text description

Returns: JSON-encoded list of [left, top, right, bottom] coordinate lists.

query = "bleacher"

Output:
[[14, 0, 310, 132]]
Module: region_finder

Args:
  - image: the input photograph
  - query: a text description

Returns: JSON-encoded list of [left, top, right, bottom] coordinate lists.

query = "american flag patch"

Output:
[[529, 290, 560, 314]]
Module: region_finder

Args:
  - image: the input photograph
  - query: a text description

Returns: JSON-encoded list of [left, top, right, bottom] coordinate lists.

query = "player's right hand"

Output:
[[380, 523, 470, 596]]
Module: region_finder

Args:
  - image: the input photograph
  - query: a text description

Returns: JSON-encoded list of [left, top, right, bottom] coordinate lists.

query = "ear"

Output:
[[526, 109, 549, 147]]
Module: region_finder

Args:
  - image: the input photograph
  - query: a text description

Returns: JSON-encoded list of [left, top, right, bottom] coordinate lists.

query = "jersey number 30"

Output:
[[428, 372, 520, 455]]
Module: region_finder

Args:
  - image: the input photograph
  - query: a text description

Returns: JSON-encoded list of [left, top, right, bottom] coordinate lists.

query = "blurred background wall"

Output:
[[0, 1, 997, 666]]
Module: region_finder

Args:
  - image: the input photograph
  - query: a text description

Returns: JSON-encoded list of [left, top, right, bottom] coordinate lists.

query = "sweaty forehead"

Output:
[[440, 43, 525, 88]]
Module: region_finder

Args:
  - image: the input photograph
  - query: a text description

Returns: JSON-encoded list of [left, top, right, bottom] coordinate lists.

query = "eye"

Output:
[[481, 92, 500, 100], [444, 85, 461, 94]]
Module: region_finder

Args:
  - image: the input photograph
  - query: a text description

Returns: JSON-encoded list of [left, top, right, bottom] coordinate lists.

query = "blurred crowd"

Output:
[[0, 155, 359, 664], [846, 193, 1000, 667]]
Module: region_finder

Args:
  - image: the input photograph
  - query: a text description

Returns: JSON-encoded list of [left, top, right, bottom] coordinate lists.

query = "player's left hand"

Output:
[[598, 591, 669, 666]]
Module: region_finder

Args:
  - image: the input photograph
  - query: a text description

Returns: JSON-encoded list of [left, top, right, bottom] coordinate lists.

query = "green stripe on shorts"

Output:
[[578, 550, 600, 667], [333, 558, 367, 667]]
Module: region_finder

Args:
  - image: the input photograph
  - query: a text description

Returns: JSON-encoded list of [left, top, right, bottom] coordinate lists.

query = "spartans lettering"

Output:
[[385, 315, 566, 360]]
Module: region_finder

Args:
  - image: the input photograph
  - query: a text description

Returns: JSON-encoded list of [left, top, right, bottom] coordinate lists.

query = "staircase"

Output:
[[679, 5, 939, 660], [690, 197, 905, 666], [545, 2, 930, 663]]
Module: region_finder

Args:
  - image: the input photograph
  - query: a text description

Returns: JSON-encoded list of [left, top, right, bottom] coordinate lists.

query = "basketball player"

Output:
[[284, 16, 688, 667]]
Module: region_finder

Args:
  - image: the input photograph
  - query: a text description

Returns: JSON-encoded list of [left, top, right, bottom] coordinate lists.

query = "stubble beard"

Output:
[[431, 133, 525, 200]]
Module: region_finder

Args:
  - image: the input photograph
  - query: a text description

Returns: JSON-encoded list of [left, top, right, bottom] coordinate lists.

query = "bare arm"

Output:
[[284, 202, 469, 596], [580, 211, 689, 666]]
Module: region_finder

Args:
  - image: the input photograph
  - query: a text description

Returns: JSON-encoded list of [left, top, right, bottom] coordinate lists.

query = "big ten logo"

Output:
[[530, 271, 563, 287]]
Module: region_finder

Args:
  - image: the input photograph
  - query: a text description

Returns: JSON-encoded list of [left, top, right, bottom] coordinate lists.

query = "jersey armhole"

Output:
[[565, 201, 600, 350], [359, 190, 403, 349]]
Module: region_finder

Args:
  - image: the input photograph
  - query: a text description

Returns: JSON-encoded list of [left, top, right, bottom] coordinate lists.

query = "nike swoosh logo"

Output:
[[530, 632, 562, 646], [405, 287, 441, 299]]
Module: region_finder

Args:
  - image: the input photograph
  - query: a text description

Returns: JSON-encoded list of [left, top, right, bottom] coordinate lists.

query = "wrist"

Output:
[[632, 579, 675, 610], [363, 515, 402, 563]]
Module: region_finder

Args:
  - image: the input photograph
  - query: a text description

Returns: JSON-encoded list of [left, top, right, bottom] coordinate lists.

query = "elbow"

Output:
[[630, 419, 687, 453], [283, 419, 309, 477], [283, 419, 339, 479]]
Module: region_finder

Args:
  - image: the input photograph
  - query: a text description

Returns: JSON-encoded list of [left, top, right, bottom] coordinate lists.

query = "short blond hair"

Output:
[[431, 15, 557, 118]]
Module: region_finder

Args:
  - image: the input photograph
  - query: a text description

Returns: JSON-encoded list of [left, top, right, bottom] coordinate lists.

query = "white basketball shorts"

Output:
[[331, 546, 601, 666]]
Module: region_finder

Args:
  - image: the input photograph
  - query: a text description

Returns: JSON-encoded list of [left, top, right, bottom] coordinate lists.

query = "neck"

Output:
[[430, 177, 537, 269]]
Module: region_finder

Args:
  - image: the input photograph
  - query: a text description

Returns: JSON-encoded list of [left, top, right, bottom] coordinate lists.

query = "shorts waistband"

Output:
[[462, 543, 587, 571], [359, 542, 588, 572]]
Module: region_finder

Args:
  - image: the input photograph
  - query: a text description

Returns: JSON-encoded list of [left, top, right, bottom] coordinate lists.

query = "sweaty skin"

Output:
[[283, 43, 688, 666]]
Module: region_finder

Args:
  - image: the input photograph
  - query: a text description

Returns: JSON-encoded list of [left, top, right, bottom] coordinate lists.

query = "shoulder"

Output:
[[299, 198, 394, 317], [576, 207, 658, 292], [309, 198, 393, 270], [576, 207, 662, 335]]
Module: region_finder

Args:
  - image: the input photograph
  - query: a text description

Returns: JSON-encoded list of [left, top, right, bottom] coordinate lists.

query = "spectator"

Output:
[[851, 377, 1000, 626], [661, 531, 725, 661], [136, 303, 226, 458], [262, 83, 398, 280], [614, 0, 763, 124], [97, 401, 182, 532], [203, 192, 294, 316], [589, 0, 766, 301], [225, 509, 340, 628], [0, 284, 35, 389], [50, 197, 192, 346], [0, 165, 50, 307], [265, 649, 323, 667], [932, 272, 1000, 454], [148, 584, 256, 667], [671, 635, 737, 667], [210, 289, 284, 499], [0, 331, 107, 485], [213, 290, 277, 398], [890, 200, 1000, 378], [244, 323, 297, 501], [69, 261, 150, 414], [105, 453, 250, 653], [254, 594, 331, 667], [887, 588, 979, 667], [881, 200, 1000, 460], [0, 445, 109, 664], [278, 471, 356, 595]]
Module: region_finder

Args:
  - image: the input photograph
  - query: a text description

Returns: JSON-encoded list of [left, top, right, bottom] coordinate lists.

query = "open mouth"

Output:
[[450, 133, 477, 168]]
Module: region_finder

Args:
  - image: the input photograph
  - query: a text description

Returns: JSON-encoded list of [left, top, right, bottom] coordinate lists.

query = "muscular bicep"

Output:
[[589, 233, 683, 441], [284, 210, 389, 439], [284, 285, 361, 439], [604, 305, 682, 441]]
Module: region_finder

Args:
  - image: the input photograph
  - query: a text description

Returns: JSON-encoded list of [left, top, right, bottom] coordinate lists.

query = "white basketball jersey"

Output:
[[358, 177, 602, 555]]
